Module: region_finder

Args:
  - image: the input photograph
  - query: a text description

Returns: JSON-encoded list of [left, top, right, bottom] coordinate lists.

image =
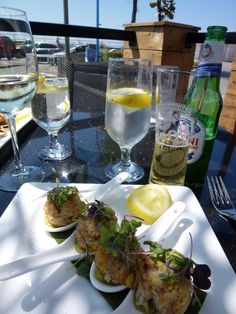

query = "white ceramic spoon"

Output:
[[43, 219, 79, 233], [90, 261, 127, 293], [112, 290, 136, 314], [0, 172, 130, 281], [90, 201, 186, 293], [43, 172, 130, 232], [0, 232, 82, 281]]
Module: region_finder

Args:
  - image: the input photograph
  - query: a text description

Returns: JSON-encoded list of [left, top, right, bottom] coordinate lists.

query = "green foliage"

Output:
[[149, 0, 176, 21], [47, 186, 80, 207], [87, 201, 116, 223], [99, 48, 123, 62], [144, 240, 211, 290], [100, 218, 142, 258]]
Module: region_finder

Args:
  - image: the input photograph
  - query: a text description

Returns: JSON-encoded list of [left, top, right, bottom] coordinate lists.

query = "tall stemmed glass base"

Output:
[[0, 115, 45, 192], [105, 147, 144, 182], [37, 132, 72, 161]]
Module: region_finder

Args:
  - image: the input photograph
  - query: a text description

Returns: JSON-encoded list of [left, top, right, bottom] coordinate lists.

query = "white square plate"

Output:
[[0, 182, 235, 314]]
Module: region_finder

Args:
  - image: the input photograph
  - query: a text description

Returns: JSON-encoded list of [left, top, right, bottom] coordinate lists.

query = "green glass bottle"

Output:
[[185, 26, 227, 183]]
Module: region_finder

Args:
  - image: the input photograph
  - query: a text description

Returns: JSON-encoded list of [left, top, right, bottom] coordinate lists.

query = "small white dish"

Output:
[[89, 261, 127, 293]]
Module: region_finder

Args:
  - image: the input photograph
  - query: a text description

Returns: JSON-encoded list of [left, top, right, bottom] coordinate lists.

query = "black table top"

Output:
[[0, 111, 236, 273]]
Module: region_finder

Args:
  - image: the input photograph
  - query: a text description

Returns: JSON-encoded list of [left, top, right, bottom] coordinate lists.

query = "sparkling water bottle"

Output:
[[185, 26, 227, 183]]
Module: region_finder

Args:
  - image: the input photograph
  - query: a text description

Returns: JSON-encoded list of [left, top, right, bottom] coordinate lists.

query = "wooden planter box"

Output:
[[123, 21, 200, 70], [219, 52, 236, 134]]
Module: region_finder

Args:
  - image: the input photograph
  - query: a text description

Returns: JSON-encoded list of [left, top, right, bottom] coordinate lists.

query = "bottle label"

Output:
[[198, 41, 224, 76], [197, 63, 222, 77], [187, 120, 206, 164]]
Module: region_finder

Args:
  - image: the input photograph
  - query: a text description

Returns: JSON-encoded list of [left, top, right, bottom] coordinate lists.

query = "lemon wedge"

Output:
[[63, 97, 70, 112], [126, 184, 172, 224], [109, 87, 152, 109], [37, 74, 45, 85], [15, 110, 31, 123], [37, 76, 69, 94]]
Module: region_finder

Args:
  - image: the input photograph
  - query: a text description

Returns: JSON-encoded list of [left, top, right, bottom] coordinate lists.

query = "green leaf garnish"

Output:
[[87, 200, 116, 222], [144, 240, 211, 290], [100, 218, 141, 262], [47, 186, 80, 207]]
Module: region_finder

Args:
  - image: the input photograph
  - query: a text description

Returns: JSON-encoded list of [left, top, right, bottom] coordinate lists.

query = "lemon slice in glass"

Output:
[[37, 74, 45, 85], [109, 87, 152, 109], [126, 184, 172, 224]]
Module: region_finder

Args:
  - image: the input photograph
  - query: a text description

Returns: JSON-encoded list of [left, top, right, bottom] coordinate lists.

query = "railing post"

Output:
[[63, 0, 70, 57]]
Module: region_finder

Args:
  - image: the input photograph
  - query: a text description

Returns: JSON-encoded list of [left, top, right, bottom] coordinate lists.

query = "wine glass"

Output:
[[105, 58, 153, 182], [31, 56, 72, 161], [0, 6, 45, 192]]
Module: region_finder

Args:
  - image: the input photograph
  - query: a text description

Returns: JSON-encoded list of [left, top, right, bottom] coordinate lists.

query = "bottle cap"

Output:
[[206, 26, 227, 40]]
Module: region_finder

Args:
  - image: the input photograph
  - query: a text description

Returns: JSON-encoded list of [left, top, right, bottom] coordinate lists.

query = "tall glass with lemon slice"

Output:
[[105, 58, 152, 182], [31, 56, 71, 161]]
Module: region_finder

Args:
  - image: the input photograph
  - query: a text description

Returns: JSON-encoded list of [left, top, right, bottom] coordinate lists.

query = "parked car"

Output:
[[70, 44, 96, 62], [23, 40, 33, 53], [0, 36, 16, 60], [35, 43, 61, 55], [48, 44, 97, 64], [70, 45, 87, 54], [70, 44, 96, 54], [0, 36, 38, 59]]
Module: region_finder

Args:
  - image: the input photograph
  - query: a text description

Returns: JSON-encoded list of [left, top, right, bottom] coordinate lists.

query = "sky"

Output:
[[2, 0, 236, 32]]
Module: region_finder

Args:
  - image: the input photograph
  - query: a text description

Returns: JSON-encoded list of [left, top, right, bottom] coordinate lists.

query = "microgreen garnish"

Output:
[[144, 239, 211, 290], [87, 200, 117, 222], [47, 186, 79, 207], [56, 177, 60, 189], [100, 218, 142, 264], [124, 214, 144, 222]]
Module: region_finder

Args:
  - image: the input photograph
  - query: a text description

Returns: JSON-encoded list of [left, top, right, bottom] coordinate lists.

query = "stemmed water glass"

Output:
[[105, 58, 153, 182], [0, 6, 45, 192], [31, 56, 72, 161]]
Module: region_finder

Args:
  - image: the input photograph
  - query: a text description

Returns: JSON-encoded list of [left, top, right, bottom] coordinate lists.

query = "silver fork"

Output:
[[207, 176, 236, 221]]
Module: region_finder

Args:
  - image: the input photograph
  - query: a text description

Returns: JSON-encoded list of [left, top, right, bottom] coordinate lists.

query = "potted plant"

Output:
[[149, 0, 176, 21]]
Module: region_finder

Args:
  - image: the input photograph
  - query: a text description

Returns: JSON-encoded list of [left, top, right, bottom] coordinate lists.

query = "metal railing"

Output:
[[30, 21, 236, 47], [30, 21, 137, 46], [186, 31, 236, 45]]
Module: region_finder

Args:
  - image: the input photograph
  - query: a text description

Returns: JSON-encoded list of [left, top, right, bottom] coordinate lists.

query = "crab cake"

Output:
[[134, 248, 193, 314], [93, 218, 142, 288], [44, 186, 85, 227], [74, 201, 117, 253]]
